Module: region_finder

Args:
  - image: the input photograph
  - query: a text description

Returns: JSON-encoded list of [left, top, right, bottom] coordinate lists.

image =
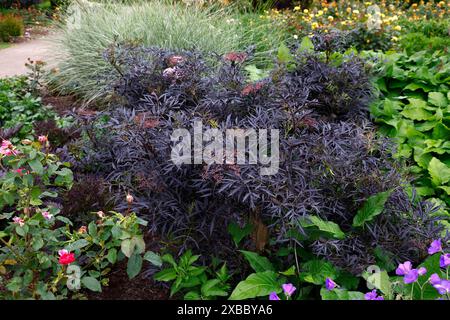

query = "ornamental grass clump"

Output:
[[48, 0, 284, 104]]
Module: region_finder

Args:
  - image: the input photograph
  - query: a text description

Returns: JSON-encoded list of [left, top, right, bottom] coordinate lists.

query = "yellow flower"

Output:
[[327, 15, 334, 21], [353, 9, 360, 14], [294, 6, 300, 11], [311, 22, 319, 29], [346, 7, 352, 13], [303, 9, 309, 13], [366, 39, 371, 43], [392, 36, 398, 41], [394, 25, 401, 31], [318, 10, 324, 16]]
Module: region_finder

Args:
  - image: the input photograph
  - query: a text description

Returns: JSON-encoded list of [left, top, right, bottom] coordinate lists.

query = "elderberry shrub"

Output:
[[69, 41, 444, 274]]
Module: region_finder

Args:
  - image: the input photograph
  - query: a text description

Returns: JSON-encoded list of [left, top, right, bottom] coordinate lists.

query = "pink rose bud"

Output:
[[126, 193, 134, 204], [21, 139, 33, 145]]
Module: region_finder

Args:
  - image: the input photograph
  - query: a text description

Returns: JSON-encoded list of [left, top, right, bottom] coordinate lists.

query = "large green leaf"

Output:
[[107, 248, 117, 264], [352, 190, 392, 227], [127, 253, 143, 279], [229, 271, 282, 300], [428, 157, 450, 186], [201, 279, 228, 297], [228, 222, 253, 246], [320, 288, 364, 300], [304, 215, 345, 239], [299, 36, 314, 52], [401, 99, 433, 121], [154, 268, 177, 282], [299, 259, 337, 285], [245, 65, 269, 82], [277, 43, 293, 64], [66, 239, 89, 251], [82, 276, 102, 292], [28, 159, 44, 175], [120, 235, 145, 258], [240, 250, 274, 272], [428, 92, 448, 108], [144, 251, 162, 267]]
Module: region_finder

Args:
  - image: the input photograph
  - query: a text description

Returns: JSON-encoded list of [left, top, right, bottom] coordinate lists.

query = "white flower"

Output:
[[58, 249, 69, 257]]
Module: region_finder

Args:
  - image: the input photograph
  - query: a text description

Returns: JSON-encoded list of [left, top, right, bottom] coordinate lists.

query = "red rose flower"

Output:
[[58, 249, 75, 265]]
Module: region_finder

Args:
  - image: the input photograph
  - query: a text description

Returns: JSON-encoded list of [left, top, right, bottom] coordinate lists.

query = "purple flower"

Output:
[[429, 274, 450, 295], [435, 280, 450, 295], [325, 278, 337, 291], [396, 261, 412, 276], [428, 239, 442, 255], [403, 269, 419, 284], [269, 292, 280, 300], [396, 261, 425, 284], [418, 267, 427, 276], [364, 289, 384, 300], [440, 254, 450, 268], [282, 283, 296, 297], [430, 273, 442, 285]]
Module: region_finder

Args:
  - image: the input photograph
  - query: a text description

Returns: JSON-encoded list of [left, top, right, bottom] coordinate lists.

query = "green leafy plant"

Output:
[[0, 138, 73, 212], [0, 77, 56, 138], [229, 250, 285, 300], [0, 14, 23, 42], [153, 250, 231, 300], [370, 49, 450, 207], [0, 138, 150, 299]]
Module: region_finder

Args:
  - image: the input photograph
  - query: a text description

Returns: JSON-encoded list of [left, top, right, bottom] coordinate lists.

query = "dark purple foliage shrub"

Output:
[[69, 42, 444, 272], [61, 174, 112, 226], [33, 119, 80, 149]]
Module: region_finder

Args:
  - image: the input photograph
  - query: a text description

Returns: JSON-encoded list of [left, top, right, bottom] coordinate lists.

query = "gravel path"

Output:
[[0, 32, 59, 78]]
